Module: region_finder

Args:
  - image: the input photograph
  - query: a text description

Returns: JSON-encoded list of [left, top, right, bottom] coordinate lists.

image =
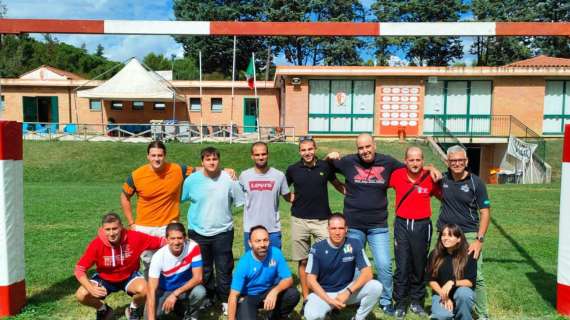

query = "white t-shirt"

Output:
[[148, 239, 202, 291]]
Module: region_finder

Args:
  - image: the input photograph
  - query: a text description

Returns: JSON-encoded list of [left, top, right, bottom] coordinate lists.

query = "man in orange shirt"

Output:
[[121, 140, 193, 275]]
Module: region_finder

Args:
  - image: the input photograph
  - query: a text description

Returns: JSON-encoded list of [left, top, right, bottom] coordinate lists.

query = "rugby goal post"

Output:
[[0, 121, 25, 317], [559, 124, 570, 316]]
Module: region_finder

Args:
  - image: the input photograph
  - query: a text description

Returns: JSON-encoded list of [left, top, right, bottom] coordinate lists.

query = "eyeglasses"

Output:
[[448, 159, 467, 164], [299, 135, 314, 142]]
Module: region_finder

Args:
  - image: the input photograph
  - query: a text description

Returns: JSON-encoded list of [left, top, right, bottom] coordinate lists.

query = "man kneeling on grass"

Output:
[[227, 225, 300, 320], [74, 212, 165, 320], [147, 222, 206, 320]]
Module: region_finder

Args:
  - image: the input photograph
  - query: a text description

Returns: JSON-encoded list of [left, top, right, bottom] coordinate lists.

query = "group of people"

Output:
[[74, 133, 491, 320]]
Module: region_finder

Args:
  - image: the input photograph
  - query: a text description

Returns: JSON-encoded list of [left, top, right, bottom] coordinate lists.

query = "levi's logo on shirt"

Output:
[[249, 181, 275, 191], [353, 165, 385, 184]]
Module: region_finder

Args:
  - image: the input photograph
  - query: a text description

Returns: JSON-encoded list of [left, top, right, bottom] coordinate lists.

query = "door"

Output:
[[424, 82, 445, 133], [243, 98, 258, 133], [445, 81, 469, 133], [23, 97, 38, 130]]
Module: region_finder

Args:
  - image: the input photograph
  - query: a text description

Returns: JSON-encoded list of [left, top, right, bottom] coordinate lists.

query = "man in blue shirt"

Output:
[[227, 225, 300, 320], [181, 147, 244, 315], [304, 213, 382, 320]]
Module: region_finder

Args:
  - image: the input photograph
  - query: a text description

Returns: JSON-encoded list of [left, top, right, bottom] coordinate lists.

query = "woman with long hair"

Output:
[[428, 224, 477, 320]]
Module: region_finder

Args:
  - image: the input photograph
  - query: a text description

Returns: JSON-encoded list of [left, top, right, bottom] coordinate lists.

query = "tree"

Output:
[[172, 0, 269, 78], [372, 0, 466, 66], [143, 53, 172, 71], [0, 0, 6, 17], [266, 0, 365, 66], [469, 0, 533, 66], [95, 44, 105, 57], [532, 0, 570, 58]]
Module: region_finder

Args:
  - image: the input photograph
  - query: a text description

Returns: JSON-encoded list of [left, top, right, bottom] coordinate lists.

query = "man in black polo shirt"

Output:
[[325, 133, 441, 315], [285, 137, 344, 307], [437, 145, 491, 320]]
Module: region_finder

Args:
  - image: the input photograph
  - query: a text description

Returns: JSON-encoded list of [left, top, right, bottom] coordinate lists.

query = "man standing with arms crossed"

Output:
[[437, 145, 491, 320], [239, 141, 291, 250], [285, 136, 344, 308], [326, 133, 440, 315], [147, 222, 206, 320], [181, 147, 244, 315], [389, 147, 441, 319]]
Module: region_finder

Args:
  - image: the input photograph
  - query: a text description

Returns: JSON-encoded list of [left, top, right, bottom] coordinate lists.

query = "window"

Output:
[[153, 102, 166, 110], [211, 98, 223, 112], [190, 98, 201, 111], [423, 80, 492, 135], [543, 81, 570, 135], [111, 101, 123, 110], [0, 95, 4, 111], [308, 80, 374, 133], [132, 101, 144, 111], [89, 99, 102, 111]]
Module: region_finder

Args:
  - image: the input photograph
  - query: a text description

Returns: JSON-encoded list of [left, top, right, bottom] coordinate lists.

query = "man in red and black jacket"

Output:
[[74, 212, 166, 320], [389, 147, 441, 319]]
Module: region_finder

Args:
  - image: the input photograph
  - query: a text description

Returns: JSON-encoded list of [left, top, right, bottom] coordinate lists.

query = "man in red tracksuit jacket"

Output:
[[389, 147, 441, 319], [74, 212, 166, 320]]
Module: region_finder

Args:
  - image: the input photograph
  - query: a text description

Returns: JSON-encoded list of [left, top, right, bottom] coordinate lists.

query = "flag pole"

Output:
[[253, 52, 260, 141], [231, 35, 237, 143], [199, 50, 203, 143]]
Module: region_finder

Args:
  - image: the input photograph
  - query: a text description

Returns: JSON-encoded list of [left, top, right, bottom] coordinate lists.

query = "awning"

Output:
[[77, 58, 184, 101]]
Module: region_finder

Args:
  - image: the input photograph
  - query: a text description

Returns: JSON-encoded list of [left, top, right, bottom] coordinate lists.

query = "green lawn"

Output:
[[9, 139, 566, 319]]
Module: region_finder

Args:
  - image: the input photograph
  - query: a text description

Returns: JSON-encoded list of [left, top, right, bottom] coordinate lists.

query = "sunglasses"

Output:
[[299, 135, 314, 142]]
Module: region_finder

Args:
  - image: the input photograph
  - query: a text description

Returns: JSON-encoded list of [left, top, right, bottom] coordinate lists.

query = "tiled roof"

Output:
[[505, 55, 570, 67]]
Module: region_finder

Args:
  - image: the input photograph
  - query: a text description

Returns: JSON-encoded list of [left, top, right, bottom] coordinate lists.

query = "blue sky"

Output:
[[4, 0, 475, 65]]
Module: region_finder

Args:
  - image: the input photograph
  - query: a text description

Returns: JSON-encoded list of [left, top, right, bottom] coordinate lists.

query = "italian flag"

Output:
[[245, 57, 255, 89]]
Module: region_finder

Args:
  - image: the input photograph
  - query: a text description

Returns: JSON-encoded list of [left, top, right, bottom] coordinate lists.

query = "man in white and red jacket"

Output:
[[74, 212, 166, 320]]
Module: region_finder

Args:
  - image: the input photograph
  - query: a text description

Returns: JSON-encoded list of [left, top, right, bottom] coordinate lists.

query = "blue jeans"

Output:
[[348, 227, 392, 306], [243, 231, 282, 251], [430, 287, 474, 320]]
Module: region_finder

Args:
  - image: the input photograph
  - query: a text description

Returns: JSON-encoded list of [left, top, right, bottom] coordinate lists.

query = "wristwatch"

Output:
[[476, 235, 485, 242]]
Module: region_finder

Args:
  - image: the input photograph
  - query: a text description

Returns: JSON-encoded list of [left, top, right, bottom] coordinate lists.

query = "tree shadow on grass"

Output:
[[27, 275, 77, 306], [491, 217, 556, 309]]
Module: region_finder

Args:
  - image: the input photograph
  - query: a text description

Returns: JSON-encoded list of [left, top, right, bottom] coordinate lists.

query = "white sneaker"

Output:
[[222, 302, 228, 316]]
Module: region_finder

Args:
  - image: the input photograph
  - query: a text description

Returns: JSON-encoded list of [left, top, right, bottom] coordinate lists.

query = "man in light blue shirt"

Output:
[[181, 146, 243, 314], [227, 225, 300, 320]]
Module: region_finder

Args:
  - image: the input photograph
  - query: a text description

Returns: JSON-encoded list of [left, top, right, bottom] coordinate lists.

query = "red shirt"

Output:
[[74, 229, 165, 283], [389, 168, 440, 219]]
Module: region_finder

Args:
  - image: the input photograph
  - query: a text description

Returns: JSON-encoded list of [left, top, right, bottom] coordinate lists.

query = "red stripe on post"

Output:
[[558, 283, 570, 316], [497, 22, 570, 36], [210, 22, 379, 36], [0, 121, 23, 161], [0, 18, 104, 34], [0, 280, 26, 317], [564, 124, 570, 163]]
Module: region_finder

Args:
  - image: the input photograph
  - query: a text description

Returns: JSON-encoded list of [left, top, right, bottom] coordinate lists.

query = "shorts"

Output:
[[133, 224, 167, 270], [291, 216, 328, 261], [90, 271, 143, 297]]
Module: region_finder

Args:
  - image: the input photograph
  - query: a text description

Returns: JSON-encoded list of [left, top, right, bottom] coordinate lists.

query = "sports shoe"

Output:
[[222, 302, 228, 316], [96, 304, 113, 320], [125, 305, 143, 320], [381, 303, 396, 317], [394, 308, 406, 319], [300, 299, 308, 315], [409, 303, 428, 317]]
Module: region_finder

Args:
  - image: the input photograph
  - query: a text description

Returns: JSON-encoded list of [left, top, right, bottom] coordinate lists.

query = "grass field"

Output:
[[10, 139, 566, 319]]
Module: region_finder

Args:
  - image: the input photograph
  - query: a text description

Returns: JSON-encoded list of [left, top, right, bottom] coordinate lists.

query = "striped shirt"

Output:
[[148, 240, 202, 291]]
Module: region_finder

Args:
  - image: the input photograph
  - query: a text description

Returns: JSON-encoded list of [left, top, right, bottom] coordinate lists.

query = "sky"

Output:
[[4, 0, 475, 65]]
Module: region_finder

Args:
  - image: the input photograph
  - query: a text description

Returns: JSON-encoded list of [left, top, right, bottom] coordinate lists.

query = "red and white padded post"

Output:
[[559, 124, 570, 316], [0, 121, 25, 317]]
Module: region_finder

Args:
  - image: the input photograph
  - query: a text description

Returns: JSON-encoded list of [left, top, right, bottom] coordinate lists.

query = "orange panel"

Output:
[[0, 19, 104, 34], [210, 22, 379, 36], [496, 22, 570, 36], [378, 85, 421, 136]]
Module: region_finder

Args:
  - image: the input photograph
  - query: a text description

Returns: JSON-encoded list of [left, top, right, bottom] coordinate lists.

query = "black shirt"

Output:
[[332, 153, 404, 229], [286, 159, 335, 220], [437, 171, 491, 233], [428, 251, 477, 296]]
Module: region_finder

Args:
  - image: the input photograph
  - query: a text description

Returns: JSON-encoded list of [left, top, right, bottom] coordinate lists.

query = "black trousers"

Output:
[[393, 217, 432, 308], [188, 229, 234, 301], [237, 287, 300, 320]]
